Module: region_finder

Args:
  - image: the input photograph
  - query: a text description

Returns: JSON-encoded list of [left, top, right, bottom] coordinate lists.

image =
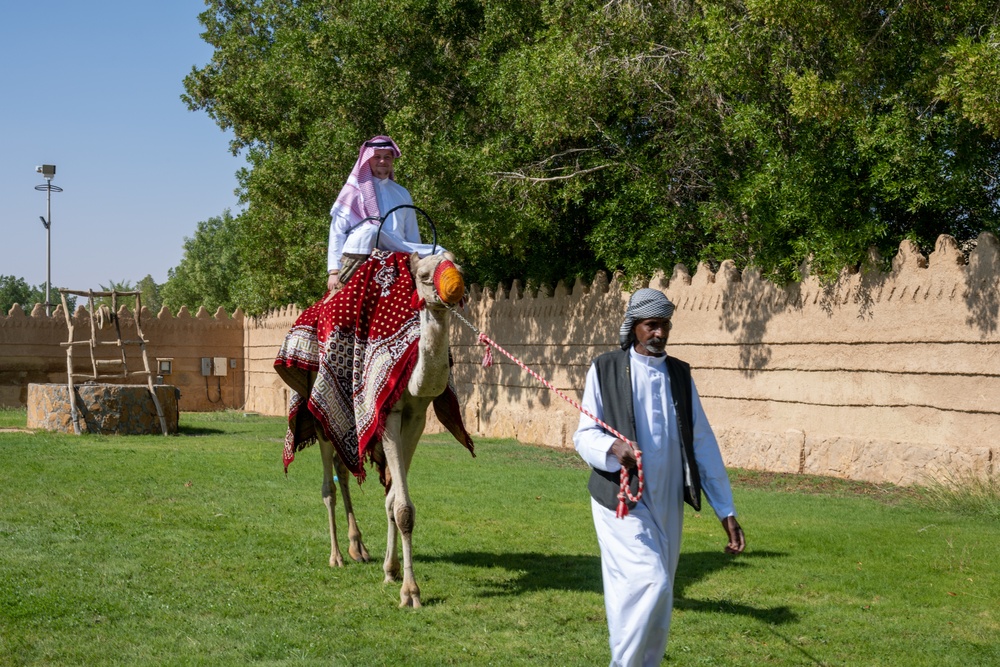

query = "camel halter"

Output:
[[448, 306, 643, 518], [409, 259, 465, 310]]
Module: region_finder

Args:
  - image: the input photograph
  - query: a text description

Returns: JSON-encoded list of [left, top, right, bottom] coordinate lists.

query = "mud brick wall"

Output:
[[442, 233, 1000, 486], [243, 305, 301, 417], [4, 233, 998, 486], [0, 304, 244, 412]]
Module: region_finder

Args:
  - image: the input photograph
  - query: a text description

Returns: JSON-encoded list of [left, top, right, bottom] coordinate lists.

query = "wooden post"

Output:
[[59, 291, 82, 435]]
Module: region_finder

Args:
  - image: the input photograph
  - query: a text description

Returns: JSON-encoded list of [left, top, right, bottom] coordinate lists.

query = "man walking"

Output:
[[574, 288, 745, 667]]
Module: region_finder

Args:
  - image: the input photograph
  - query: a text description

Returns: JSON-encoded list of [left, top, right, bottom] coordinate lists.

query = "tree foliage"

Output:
[[0, 276, 45, 313], [135, 275, 164, 314], [82, 277, 163, 314], [161, 211, 244, 313], [0, 276, 79, 313], [89, 279, 136, 311], [184, 0, 1000, 311]]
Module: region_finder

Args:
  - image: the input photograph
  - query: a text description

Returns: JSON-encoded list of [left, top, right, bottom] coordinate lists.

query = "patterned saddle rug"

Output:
[[274, 250, 474, 484]]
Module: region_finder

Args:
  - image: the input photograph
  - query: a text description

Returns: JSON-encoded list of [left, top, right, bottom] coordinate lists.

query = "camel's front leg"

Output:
[[381, 408, 421, 608], [319, 435, 346, 567], [334, 455, 370, 562]]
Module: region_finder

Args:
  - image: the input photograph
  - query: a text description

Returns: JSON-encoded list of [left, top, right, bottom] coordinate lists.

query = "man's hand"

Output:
[[721, 515, 745, 554], [609, 439, 637, 472], [323, 272, 342, 302]]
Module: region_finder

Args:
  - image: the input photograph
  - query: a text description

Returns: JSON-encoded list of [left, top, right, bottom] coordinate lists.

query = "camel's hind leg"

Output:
[[334, 454, 370, 562], [319, 434, 347, 567], [319, 433, 370, 566]]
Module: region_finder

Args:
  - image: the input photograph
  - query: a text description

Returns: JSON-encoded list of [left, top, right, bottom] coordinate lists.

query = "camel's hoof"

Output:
[[329, 554, 345, 568], [399, 594, 422, 609], [399, 582, 422, 608], [350, 544, 371, 563], [383, 572, 399, 583]]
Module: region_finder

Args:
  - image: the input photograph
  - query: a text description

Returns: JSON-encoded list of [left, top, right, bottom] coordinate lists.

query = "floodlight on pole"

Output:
[[34, 164, 62, 316]]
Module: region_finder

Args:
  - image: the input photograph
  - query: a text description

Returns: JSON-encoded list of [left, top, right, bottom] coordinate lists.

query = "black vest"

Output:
[[587, 349, 703, 512]]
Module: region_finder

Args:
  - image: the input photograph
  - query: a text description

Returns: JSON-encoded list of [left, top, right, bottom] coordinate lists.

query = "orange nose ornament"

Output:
[[433, 260, 465, 305]]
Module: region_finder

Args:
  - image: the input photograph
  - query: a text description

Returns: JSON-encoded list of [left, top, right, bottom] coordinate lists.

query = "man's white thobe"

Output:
[[327, 177, 445, 271], [574, 347, 736, 667]]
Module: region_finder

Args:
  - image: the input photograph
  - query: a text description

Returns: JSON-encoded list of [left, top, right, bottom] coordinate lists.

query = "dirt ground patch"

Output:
[[731, 468, 925, 505]]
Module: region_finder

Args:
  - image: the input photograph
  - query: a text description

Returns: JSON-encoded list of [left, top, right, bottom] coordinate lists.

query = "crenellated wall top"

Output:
[[245, 304, 304, 330], [1, 303, 245, 325], [447, 232, 1000, 347], [464, 233, 1000, 306], [8, 233, 996, 337]]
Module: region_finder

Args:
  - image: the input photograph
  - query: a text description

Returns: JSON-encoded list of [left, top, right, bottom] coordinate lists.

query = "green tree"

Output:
[[161, 211, 244, 313], [90, 279, 135, 311], [684, 0, 1000, 280], [136, 275, 164, 314], [64, 279, 155, 316], [0, 276, 75, 313], [0, 275, 44, 313], [185, 0, 1000, 308]]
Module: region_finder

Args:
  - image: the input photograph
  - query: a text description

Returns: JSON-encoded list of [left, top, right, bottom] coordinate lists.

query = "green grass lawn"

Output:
[[0, 410, 997, 666]]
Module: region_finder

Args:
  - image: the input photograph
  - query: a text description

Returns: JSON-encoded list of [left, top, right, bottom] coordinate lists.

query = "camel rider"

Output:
[[327, 135, 448, 293]]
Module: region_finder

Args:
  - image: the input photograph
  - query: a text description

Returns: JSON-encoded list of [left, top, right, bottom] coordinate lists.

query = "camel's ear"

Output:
[[409, 251, 420, 276], [443, 251, 461, 272]]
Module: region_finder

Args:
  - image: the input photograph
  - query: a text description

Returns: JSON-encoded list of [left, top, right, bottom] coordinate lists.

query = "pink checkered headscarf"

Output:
[[329, 135, 402, 231]]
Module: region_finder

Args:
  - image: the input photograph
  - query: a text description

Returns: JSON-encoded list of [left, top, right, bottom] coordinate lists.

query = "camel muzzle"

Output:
[[433, 260, 465, 305]]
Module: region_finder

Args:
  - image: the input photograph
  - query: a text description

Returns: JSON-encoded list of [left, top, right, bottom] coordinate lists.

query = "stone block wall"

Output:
[[27, 383, 181, 435]]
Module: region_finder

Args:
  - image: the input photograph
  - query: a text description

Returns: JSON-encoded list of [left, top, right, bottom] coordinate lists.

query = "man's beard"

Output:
[[638, 338, 666, 356]]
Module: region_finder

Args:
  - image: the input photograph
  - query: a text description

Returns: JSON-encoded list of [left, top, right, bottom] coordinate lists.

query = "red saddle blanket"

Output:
[[274, 250, 474, 483]]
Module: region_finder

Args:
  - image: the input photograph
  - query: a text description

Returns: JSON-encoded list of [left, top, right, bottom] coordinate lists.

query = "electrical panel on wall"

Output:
[[213, 357, 228, 377], [201, 358, 212, 376]]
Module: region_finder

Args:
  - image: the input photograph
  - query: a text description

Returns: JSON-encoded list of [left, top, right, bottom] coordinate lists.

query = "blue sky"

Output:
[[1, 1, 244, 292]]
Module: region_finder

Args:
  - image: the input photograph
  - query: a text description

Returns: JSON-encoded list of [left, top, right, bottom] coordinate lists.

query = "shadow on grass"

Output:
[[675, 550, 796, 625], [423, 549, 795, 625], [177, 425, 228, 436], [421, 551, 604, 596]]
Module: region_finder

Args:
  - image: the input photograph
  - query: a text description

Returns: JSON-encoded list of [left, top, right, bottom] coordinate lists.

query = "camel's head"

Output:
[[410, 251, 465, 308]]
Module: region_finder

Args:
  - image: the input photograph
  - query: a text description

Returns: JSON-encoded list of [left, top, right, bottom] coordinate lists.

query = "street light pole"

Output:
[[34, 164, 61, 316]]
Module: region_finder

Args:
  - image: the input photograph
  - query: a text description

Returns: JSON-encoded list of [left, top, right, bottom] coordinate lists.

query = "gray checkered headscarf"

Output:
[[619, 288, 675, 350]]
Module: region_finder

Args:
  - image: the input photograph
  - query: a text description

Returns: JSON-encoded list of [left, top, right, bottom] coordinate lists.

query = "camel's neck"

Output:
[[408, 305, 451, 398]]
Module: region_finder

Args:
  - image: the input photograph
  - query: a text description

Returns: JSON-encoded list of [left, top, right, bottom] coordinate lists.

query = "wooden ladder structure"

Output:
[[58, 289, 168, 436]]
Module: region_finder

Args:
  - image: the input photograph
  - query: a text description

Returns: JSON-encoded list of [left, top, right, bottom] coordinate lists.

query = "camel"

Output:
[[313, 251, 465, 608]]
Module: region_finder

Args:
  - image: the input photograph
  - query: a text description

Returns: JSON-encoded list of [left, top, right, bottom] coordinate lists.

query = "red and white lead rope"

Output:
[[448, 306, 643, 518]]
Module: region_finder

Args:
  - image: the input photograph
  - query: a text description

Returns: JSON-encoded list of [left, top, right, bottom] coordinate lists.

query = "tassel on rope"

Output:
[[478, 333, 494, 367], [615, 448, 643, 518]]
